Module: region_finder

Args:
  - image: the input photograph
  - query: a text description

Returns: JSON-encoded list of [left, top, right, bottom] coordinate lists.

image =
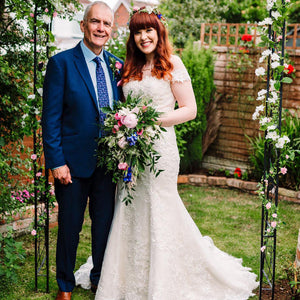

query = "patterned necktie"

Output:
[[93, 56, 110, 131]]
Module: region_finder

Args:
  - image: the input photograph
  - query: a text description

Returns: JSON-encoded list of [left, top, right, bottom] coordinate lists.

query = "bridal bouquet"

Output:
[[97, 93, 165, 205]]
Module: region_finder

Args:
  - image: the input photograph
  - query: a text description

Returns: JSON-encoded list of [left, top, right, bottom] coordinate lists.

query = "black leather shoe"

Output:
[[91, 283, 97, 294]]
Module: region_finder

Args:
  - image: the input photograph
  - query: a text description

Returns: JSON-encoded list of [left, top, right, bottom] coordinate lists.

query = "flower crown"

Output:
[[130, 6, 168, 27]]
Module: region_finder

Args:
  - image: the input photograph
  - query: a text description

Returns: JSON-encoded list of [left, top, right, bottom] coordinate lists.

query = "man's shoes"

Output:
[[55, 290, 72, 300], [91, 283, 98, 294]]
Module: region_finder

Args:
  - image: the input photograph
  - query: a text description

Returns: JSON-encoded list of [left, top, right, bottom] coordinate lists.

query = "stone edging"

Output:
[[178, 174, 300, 204], [0, 203, 59, 237]]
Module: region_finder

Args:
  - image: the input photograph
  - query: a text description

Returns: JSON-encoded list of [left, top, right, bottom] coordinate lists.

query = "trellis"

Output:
[[259, 5, 287, 300]]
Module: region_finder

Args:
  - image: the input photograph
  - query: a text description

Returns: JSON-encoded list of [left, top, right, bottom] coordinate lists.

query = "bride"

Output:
[[75, 6, 259, 299]]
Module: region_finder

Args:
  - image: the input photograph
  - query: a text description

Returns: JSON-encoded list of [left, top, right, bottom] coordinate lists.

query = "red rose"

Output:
[[286, 64, 294, 74], [241, 34, 252, 42]]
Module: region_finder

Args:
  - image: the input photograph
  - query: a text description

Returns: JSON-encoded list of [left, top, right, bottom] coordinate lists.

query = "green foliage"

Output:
[[0, 0, 80, 282], [106, 28, 129, 61], [287, 1, 300, 23], [0, 226, 26, 282], [248, 111, 300, 190], [176, 40, 215, 173], [159, 0, 268, 48]]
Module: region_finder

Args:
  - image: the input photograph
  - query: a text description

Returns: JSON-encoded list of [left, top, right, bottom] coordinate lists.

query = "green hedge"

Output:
[[176, 41, 215, 173]]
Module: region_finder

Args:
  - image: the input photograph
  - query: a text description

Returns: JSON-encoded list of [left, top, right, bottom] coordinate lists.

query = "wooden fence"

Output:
[[200, 23, 300, 49], [201, 23, 300, 173]]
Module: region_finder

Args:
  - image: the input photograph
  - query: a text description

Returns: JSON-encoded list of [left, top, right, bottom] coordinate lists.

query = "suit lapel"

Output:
[[73, 43, 99, 112], [103, 50, 119, 103]]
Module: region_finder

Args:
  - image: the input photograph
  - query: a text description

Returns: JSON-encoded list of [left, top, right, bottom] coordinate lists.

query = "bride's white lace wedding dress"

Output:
[[75, 56, 259, 299]]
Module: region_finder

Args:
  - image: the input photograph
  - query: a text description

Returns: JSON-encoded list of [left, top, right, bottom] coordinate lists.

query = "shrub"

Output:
[[177, 40, 215, 173]]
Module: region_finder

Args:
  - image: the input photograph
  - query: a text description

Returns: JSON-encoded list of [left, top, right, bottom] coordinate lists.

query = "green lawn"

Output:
[[0, 185, 299, 299]]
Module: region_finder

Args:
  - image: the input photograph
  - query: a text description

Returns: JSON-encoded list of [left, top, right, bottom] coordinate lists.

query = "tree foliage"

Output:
[[160, 0, 298, 48]]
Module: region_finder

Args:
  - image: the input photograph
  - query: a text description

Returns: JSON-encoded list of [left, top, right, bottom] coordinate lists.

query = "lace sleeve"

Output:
[[171, 68, 191, 83], [170, 55, 191, 83]]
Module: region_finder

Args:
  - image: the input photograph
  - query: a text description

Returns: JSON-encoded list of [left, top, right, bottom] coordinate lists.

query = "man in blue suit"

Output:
[[42, 2, 123, 299]]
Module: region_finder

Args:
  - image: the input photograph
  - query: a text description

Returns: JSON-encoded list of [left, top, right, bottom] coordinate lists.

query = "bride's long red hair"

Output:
[[122, 11, 173, 84]]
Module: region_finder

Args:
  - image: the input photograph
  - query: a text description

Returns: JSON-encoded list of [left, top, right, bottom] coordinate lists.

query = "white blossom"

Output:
[[37, 88, 43, 96], [266, 131, 280, 141], [271, 11, 281, 20], [255, 67, 266, 76], [267, 125, 277, 131], [275, 136, 290, 148], [28, 94, 35, 100], [42, 15, 51, 24], [258, 17, 273, 26], [266, 0, 275, 11], [271, 53, 280, 61], [271, 61, 280, 69], [259, 117, 271, 126], [258, 89, 267, 97]]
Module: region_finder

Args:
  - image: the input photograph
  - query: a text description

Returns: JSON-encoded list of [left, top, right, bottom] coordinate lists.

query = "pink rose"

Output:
[[53, 11, 58, 17], [118, 162, 128, 170], [285, 155, 289, 159], [267, 228, 271, 233], [117, 120, 123, 127], [272, 213, 277, 218], [142, 105, 147, 112], [45, 8, 49, 12], [117, 136, 127, 149], [131, 106, 139, 114], [115, 61, 122, 70], [31, 154, 37, 160], [121, 113, 138, 129], [271, 221, 277, 228], [36, 172, 42, 177], [30, 13, 34, 17], [114, 113, 121, 120], [266, 202, 271, 209], [137, 128, 144, 136], [112, 125, 119, 133], [31, 229, 37, 236], [261, 246, 266, 252], [280, 167, 287, 175]]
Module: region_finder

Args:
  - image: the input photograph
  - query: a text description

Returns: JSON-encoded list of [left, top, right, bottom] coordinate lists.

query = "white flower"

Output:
[[268, 97, 276, 104], [22, 114, 28, 119], [275, 137, 286, 148], [266, 0, 275, 11], [271, 53, 280, 61], [256, 104, 264, 113], [255, 67, 266, 76], [271, 61, 280, 69], [267, 125, 277, 131], [258, 17, 273, 26], [262, 49, 272, 57], [252, 112, 259, 120], [266, 131, 279, 141], [271, 11, 281, 20], [37, 88, 43, 96], [28, 94, 35, 100], [260, 117, 270, 126], [258, 89, 267, 97], [42, 15, 51, 24]]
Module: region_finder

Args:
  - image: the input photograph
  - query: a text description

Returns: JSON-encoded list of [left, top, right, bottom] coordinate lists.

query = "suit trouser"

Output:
[[54, 167, 115, 292]]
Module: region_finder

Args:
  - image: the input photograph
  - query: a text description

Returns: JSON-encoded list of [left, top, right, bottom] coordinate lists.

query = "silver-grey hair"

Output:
[[83, 1, 114, 23]]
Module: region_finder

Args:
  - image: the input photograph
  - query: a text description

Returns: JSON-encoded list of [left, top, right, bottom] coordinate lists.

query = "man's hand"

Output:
[[52, 165, 73, 185]]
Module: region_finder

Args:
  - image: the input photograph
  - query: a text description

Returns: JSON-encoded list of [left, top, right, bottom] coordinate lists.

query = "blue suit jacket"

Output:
[[42, 42, 123, 178]]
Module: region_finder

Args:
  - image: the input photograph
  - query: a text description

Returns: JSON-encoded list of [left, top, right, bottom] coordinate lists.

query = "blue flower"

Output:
[[127, 133, 138, 146], [123, 167, 132, 182]]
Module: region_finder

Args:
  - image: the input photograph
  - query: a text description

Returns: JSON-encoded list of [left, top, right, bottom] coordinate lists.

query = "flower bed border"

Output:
[[178, 175, 300, 204], [1, 176, 298, 236]]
